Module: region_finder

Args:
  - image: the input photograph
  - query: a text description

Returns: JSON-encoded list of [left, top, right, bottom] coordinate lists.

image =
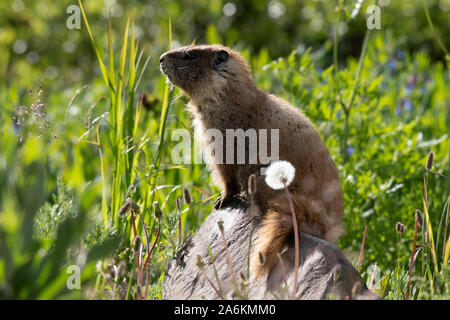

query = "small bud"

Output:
[[395, 222, 405, 234], [118, 198, 133, 217], [217, 220, 224, 232], [153, 201, 163, 220], [196, 255, 205, 270], [183, 187, 192, 205], [258, 252, 265, 265], [134, 236, 142, 253], [248, 174, 257, 195], [415, 210, 423, 228], [332, 264, 342, 283], [425, 151, 434, 171], [351, 281, 362, 299]]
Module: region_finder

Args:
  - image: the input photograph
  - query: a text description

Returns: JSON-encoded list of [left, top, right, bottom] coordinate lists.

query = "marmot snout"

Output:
[[160, 44, 344, 277]]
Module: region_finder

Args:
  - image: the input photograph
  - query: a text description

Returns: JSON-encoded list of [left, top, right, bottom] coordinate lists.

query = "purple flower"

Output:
[[387, 58, 398, 71], [346, 146, 355, 156], [396, 50, 405, 60], [403, 98, 412, 112]]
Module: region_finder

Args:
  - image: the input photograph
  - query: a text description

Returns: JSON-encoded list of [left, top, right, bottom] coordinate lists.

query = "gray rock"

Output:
[[163, 199, 380, 300]]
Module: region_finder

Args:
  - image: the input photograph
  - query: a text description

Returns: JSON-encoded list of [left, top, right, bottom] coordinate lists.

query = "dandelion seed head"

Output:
[[264, 160, 296, 190]]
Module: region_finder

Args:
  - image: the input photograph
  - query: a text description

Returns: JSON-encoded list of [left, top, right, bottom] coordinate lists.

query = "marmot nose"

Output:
[[160, 53, 167, 63]]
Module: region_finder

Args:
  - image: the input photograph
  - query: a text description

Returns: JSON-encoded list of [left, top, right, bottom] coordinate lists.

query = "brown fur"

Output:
[[160, 45, 344, 278]]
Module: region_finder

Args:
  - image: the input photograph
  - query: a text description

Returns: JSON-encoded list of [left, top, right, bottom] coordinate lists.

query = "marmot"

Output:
[[160, 44, 344, 277]]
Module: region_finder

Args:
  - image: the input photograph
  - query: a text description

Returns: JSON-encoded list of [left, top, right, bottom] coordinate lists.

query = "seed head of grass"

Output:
[[153, 201, 163, 220], [134, 235, 142, 252], [118, 198, 133, 217], [415, 209, 423, 228], [182, 187, 192, 205], [425, 151, 434, 171], [396, 222, 405, 234]]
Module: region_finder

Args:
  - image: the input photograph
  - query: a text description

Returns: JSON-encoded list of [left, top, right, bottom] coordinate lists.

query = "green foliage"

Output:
[[0, 0, 448, 300], [34, 177, 78, 246], [0, 179, 121, 299]]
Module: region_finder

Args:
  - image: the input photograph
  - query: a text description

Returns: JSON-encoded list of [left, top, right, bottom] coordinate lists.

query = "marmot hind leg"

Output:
[[251, 190, 343, 277]]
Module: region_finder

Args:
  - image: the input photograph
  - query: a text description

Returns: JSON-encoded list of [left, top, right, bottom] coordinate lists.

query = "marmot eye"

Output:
[[184, 52, 198, 60]]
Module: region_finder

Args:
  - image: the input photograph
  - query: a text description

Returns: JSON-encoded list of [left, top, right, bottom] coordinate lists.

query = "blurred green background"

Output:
[[0, 0, 449, 299], [1, 0, 449, 90]]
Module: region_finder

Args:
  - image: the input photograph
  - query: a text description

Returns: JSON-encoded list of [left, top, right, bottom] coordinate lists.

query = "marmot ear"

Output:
[[211, 50, 229, 69]]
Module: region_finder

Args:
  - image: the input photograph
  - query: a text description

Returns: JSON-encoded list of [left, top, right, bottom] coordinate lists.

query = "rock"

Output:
[[162, 198, 380, 300]]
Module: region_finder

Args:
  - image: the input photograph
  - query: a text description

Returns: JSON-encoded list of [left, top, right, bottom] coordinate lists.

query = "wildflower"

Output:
[[387, 58, 398, 71], [403, 98, 412, 112], [346, 146, 355, 156], [425, 151, 434, 171], [396, 222, 405, 234], [265, 160, 296, 190]]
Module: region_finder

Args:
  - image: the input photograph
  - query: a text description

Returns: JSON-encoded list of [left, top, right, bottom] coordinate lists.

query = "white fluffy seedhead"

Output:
[[264, 160, 296, 190]]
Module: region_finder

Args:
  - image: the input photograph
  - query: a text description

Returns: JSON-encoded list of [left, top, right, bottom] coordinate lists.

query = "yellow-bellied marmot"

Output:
[[160, 44, 344, 277]]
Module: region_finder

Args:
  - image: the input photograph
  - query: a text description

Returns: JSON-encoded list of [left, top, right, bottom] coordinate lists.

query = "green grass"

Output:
[[0, 1, 448, 300]]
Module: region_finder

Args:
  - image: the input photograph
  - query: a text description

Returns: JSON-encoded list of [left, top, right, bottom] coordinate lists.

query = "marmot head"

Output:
[[160, 44, 255, 103]]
